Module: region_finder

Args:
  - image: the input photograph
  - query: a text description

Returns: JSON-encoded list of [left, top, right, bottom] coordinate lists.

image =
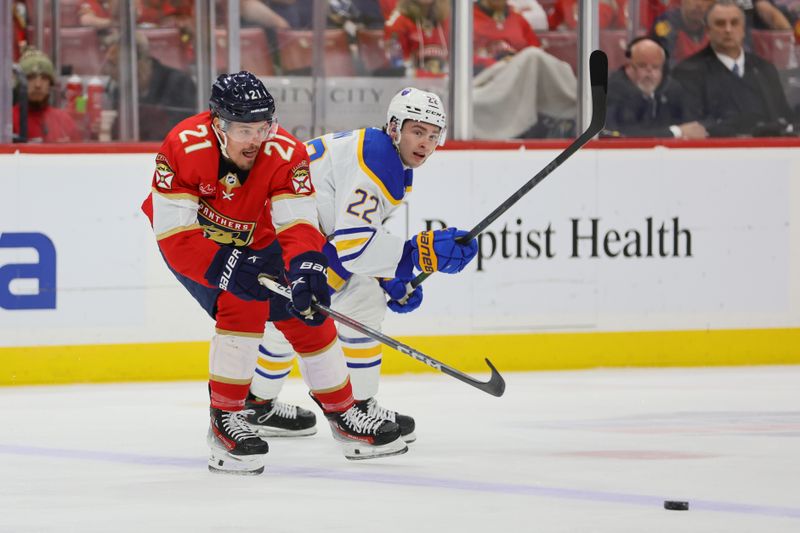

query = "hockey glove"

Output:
[[205, 246, 272, 301], [409, 228, 478, 274], [286, 251, 330, 326], [380, 277, 423, 314]]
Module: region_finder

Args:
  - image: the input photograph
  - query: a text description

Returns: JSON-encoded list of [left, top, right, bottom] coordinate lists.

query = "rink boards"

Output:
[[1, 143, 799, 384]]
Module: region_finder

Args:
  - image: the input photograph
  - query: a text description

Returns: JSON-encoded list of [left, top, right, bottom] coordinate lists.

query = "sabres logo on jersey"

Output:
[[220, 172, 242, 201], [291, 162, 312, 195], [154, 153, 174, 190]]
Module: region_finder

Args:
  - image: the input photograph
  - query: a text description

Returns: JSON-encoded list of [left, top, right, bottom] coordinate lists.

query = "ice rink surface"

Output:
[[1, 365, 799, 533]]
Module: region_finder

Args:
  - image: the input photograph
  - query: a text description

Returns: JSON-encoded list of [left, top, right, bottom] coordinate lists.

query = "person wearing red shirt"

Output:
[[141, 72, 407, 474], [384, 0, 450, 76], [12, 1, 28, 61], [473, 0, 541, 71], [546, 0, 623, 30], [13, 49, 82, 143]]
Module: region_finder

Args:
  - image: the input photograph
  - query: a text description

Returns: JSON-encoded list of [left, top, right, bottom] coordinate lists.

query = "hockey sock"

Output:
[[209, 333, 261, 411], [250, 322, 297, 400]]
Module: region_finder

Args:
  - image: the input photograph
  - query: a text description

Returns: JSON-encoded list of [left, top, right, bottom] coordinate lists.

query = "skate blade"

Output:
[[337, 437, 409, 461], [253, 426, 317, 438], [208, 444, 266, 475], [401, 431, 416, 444]]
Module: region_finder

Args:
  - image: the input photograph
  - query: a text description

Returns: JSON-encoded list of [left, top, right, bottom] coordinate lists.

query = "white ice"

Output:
[[1, 366, 799, 532]]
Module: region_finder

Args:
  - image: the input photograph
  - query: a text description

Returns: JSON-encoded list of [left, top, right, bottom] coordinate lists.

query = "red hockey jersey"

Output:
[[141, 111, 325, 287]]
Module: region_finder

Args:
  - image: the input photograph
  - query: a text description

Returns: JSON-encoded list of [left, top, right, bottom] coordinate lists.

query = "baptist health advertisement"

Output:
[[1, 145, 798, 384]]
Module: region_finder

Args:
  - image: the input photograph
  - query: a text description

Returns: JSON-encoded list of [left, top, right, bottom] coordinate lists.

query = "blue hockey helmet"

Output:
[[209, 71, 275, 123]]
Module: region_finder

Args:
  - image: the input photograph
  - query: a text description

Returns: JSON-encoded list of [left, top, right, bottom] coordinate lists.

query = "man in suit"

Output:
[[606, 36, 707, 138], [672, 0, 794, 136]]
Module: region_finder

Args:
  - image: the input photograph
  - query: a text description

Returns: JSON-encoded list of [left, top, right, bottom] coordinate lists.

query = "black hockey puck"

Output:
[[664, 500, 689, 511]]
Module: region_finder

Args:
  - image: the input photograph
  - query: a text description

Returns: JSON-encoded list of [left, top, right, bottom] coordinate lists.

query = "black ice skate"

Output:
[[207, 407, 269, 475], [244, 392, 317, 437], [355, 397, 416, 443], [312, 395, 408, 460]]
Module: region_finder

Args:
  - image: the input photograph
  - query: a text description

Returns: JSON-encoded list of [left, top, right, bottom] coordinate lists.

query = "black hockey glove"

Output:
[[286, 251, 330, 326], [205, 246, 272, 301]]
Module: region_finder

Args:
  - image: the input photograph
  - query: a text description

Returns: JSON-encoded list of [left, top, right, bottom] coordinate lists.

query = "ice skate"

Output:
[[244, 392, 317, 437], [207, 408, 269, 475], [355, 397, 416, 443], [315, 397, 408, 460]]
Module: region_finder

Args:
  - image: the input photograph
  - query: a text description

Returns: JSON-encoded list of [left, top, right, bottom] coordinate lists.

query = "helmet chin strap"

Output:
[[211, 120, 231, 160]]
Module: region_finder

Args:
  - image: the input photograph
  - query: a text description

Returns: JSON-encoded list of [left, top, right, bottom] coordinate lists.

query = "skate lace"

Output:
[[222, 409, 260, 442], [366, 398, 396, 423], [257, 401, 297, 423], [341, 405, 383, 435]]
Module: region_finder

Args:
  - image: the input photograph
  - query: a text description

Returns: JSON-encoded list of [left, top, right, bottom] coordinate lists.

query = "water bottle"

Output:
[[65, 75, 83, 112], [87, 77, 105, 138]]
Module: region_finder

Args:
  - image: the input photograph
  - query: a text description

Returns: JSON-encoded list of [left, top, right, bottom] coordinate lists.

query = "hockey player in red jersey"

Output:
[[141, 72, 407, 474]]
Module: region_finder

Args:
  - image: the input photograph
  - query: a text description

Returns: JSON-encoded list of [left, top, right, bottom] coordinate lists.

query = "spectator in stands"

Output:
[[606, 37, 707, 138], [329, 0, 387, 29], [240, 0, 290, 30], [672, 0, 794, 136], [473, 0, 541, 72], [547, 0, 625, 31], [384, 0, 450, 76], [653, 0, 793, 66], [264, 0, 314, 28], [13, 0, 28, 61], [508, 0, 548, 31], [13, 48, 82, 143], [104, 32, 197, 141], [651, 0, 714, 65]]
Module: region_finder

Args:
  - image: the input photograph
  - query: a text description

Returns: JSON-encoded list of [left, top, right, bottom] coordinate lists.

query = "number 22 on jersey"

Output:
[[346, 188, 379, 223]]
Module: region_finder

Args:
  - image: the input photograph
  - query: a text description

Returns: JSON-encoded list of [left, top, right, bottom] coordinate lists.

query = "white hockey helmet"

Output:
[[386, 87, 447, 146]]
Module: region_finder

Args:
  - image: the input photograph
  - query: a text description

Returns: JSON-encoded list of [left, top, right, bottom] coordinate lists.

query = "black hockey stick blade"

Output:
[[409, 50, 608, 289], [258, 275, 506, 397]]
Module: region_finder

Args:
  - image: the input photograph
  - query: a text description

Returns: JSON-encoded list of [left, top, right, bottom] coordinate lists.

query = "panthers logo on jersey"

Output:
[[197, 200, 255, 247]]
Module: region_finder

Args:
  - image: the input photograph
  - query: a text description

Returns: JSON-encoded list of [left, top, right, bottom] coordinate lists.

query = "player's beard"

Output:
[[232, 143, 260, 171]]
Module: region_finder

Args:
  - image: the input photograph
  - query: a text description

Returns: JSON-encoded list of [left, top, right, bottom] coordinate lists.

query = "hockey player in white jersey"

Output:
[[244, 87, 478, 444]]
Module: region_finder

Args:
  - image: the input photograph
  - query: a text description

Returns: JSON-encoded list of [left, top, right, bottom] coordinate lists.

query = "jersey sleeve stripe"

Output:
[[334, 236, 370, 252], [156, 224, 202, 241], [327, 269, 348, 292], [152, 188, 200, 201], [274, 219, 317, 234], [151, 191, 202, 237], [271, 192, 316, 202], [357, 129, 402, 206], [331, 227, 377, 262], [271, 195, 319, 230]]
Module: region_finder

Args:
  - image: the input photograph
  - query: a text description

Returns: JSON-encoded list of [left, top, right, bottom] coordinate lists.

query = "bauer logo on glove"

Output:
[[408, 227, 478, 275]]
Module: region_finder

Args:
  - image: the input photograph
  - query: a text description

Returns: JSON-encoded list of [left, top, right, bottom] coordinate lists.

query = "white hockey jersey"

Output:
[[305, 127, 413, 289]]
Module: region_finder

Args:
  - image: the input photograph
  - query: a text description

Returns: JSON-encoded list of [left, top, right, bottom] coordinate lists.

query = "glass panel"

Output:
[[601, 0, 798, 140], [473, 0, 580, 139], [254, 0, 450, 141], [12, 0, 200, 143]]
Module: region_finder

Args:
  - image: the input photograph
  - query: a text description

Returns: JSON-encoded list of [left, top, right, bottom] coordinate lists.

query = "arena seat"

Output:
[[356, 28, 388, 73], [59, 28, 103, 75], [277, 29, 355, 76], [216, 27, 275, 76], [751, 29, 795, 70], [538, 31, 577, 73], [139, 28, 186, 71], [600, 29, 628, 71], [60, 0, 82, 27]]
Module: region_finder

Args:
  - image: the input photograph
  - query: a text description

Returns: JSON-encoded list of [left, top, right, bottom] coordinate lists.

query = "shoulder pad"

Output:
[[358, 128, 406, 204]]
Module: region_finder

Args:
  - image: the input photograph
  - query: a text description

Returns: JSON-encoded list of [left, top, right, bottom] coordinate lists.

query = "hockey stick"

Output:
[[408, 50, 609, 290], [257, 275, 506, 397]]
